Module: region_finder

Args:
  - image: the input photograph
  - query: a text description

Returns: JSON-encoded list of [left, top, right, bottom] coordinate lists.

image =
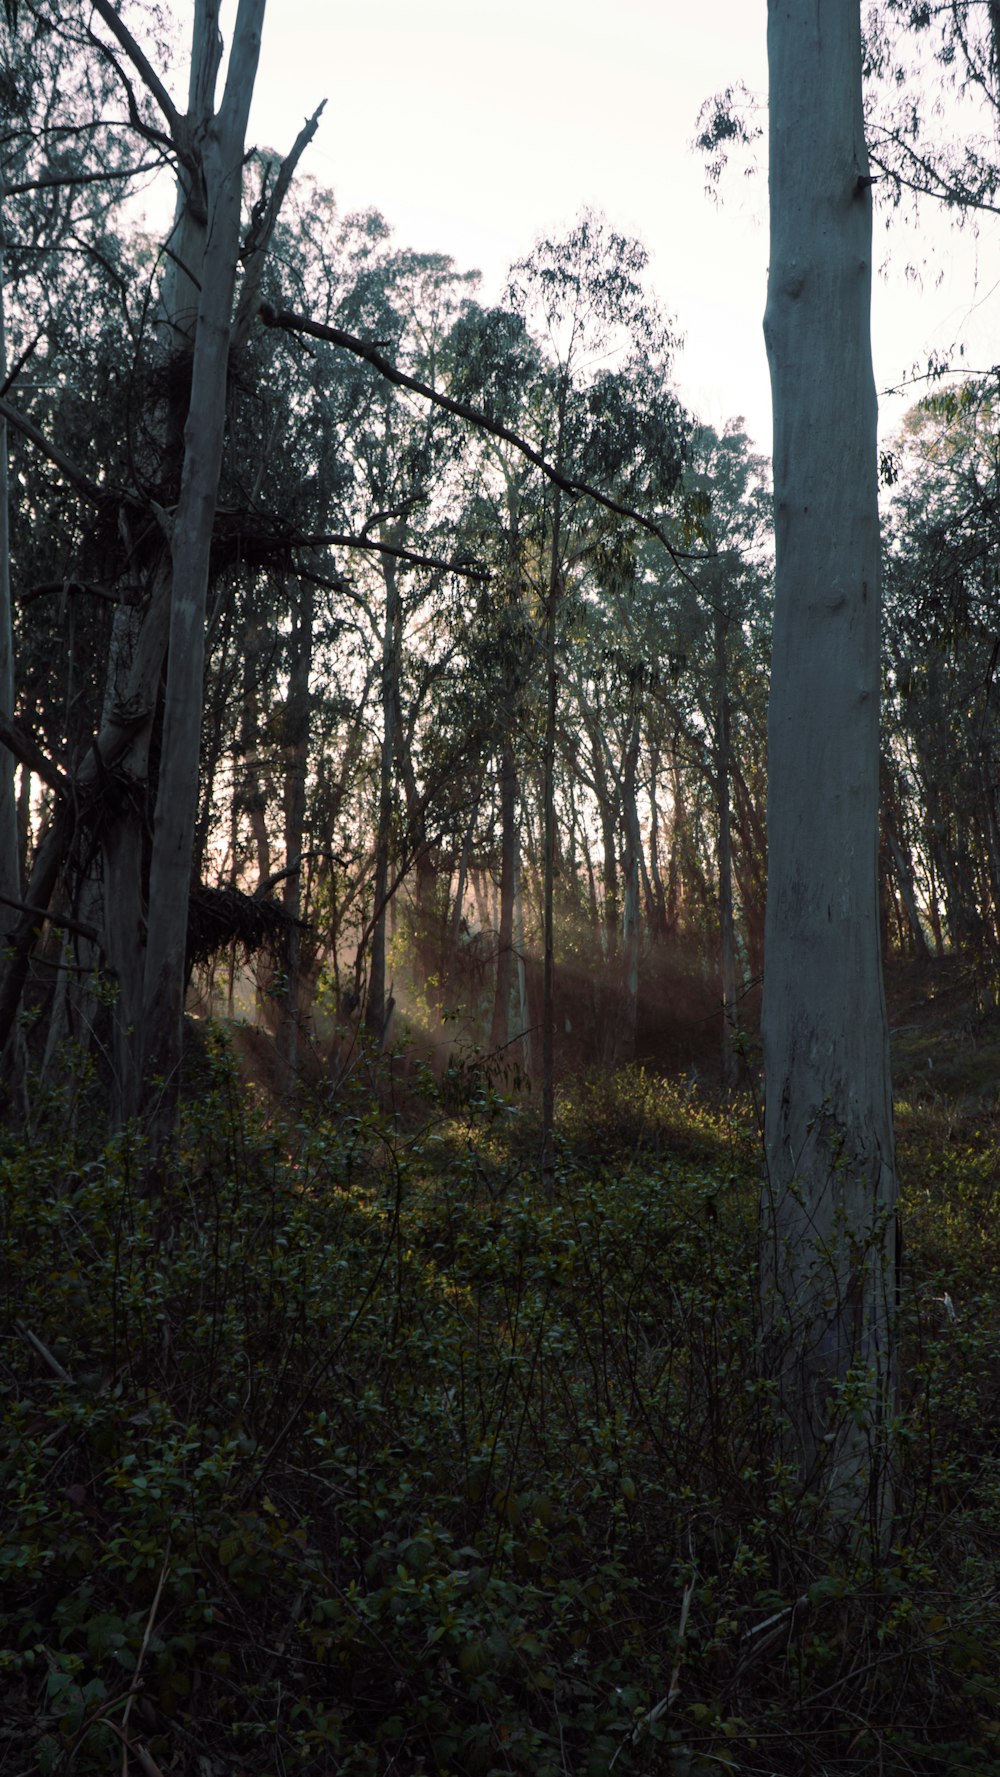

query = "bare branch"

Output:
[[259, 303, 708, 585], [0, 893, 99, 945], [232, 101, 326, 351], [2, 157, 168, 199], [292, 530, 488, 581], [20, 580, 121, 608], [0, 711, 70, 794], [87, 0, 184, 141], [0, 396, 106, 503]]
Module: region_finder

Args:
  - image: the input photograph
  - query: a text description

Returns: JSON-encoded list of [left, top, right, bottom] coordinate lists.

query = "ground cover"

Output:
[[2, 978, 1000, 1775]]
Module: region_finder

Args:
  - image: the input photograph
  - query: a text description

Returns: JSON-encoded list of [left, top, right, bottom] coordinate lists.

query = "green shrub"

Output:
[[2, 1050, 1000, 1773]]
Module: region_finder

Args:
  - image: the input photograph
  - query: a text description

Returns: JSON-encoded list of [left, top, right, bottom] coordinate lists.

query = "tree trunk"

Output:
[[715, 609, 739, 1087], [513, 834, 532, 1081], [541, 471, 563, 1199], [620, 712, 642, 1064], [280, 578, 314, 1077], [490, 744, 517, 1052], [0, 215, 19, 945], [762, 0, 897, 1533], [142, 0, 266, 1140], [366, 545, 400, 1042]]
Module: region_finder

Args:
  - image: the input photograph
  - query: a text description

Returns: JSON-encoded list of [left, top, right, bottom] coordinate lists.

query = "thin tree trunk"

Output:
[[715, 609, 738, 1087], [541, 466, 563, 1199], [366, 546, 400, 1042], [513, 836, 532, 1081], [884, 812, 930, 961], [280, 579, 314, 1077], [490, 744, 517, 1052], [620, 712, 642, 1064], [0, 212, 19, 946], [762, 0, 897, 1533]]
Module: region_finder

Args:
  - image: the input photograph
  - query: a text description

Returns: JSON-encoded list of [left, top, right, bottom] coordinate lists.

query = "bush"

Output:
[[2, 1044, 1000, 1773]]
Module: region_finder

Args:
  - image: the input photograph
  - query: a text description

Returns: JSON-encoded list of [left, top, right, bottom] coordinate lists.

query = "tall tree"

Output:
[[762, 0, 897, 1530]]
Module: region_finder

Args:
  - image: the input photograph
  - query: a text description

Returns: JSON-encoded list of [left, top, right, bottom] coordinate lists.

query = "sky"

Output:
[[206, 0, 1000, 459]]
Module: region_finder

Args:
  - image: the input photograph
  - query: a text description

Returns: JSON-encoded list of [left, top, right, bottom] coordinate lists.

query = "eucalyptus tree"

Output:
[[881, 379, 1000, 968], [320, 249, 477, 1041], [0, 1, 326, 1145], [867, 2, 1000, 220], [502, 213, 686, 1177], [443, 301, 548, 1054], [668, 423, 772, 1081], [762, 0, 896, 1531], [0, 2, 167, 962]]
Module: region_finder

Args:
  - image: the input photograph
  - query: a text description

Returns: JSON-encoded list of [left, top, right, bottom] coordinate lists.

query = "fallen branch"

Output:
[[15, 1321, 74, 1385]]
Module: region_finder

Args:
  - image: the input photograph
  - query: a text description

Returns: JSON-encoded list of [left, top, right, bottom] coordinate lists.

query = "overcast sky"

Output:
[[208, 0, 1000, 457]]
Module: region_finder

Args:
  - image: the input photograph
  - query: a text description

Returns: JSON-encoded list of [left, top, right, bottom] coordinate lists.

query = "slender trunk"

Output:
[[646, 750, 669, 941], [762, 0, 897, 1533], [884, 812, 930, 961], [490, 744, 517, 1051], [447, 801, 477, 982], [715, 609, 738, 1088], [280, 579, 314, 1076], [513, 835, 532, 1081], [620, 712, 641, 1064], [367, 548, 399, 1042], [0, 214, 19, 944], [731, 757, 767, 980], [541, 469, 562, 1198]]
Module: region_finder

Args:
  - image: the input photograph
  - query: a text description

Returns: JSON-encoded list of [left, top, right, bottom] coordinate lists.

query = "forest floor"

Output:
[[2, 957, 1000, 1777]]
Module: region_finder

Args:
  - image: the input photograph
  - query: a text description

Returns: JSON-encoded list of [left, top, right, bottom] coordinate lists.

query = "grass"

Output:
[[1, 1010, 1000, 1775]]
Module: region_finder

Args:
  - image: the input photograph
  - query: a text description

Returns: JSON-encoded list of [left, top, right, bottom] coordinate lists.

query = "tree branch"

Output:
[[87, 0, 184, 142], [292, 530, 488, 581], [20, 579, 121, 607], [258, 304, 708, 583], [0, 396, 106, 503], [0, 893, 99, 945], [2, 157, 168, 198], [0, 712, 70, 795], [232, 102, 327, 351]]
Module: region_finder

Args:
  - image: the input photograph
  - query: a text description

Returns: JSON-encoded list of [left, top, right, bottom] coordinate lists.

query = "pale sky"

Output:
[[213, 0, 1000, 457]]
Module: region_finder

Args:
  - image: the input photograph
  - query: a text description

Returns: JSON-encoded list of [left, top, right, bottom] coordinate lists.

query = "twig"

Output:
[[120, 1545, 171, 1770], [0, 892, 98, 944], [610, 1543, 698, 1769], [736, 1589, 811, 1677], [100, 1716, 168, 1777], [15, 1320, 74, 1385]]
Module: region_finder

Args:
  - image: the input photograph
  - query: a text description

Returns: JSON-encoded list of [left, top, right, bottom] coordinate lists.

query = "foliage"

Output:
[[2, 1036, 1000, 1774]]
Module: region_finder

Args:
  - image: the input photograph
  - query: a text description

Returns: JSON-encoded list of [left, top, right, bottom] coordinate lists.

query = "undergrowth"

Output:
[[1, 1044, 999, 1774]]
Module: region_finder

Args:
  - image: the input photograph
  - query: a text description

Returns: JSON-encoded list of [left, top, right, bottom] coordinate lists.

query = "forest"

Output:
[[4, 2, 1000, 1774]]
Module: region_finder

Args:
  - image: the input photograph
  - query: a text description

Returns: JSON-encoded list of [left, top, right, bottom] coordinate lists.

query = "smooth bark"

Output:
[[762, 0, 897, 1532]]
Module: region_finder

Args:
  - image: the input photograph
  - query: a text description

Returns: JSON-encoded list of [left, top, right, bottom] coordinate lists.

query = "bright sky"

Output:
[[217, 0, 1000, 457]]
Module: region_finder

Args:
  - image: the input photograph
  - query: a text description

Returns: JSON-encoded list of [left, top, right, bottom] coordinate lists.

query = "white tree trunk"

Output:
[[762, 0, 897, 1532], [142, 0, 266, 1126]]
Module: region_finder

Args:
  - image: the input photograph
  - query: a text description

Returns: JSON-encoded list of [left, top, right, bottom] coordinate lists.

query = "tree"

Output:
[[0, 1, 322, 1144], [761, 0, 897, 1531]]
